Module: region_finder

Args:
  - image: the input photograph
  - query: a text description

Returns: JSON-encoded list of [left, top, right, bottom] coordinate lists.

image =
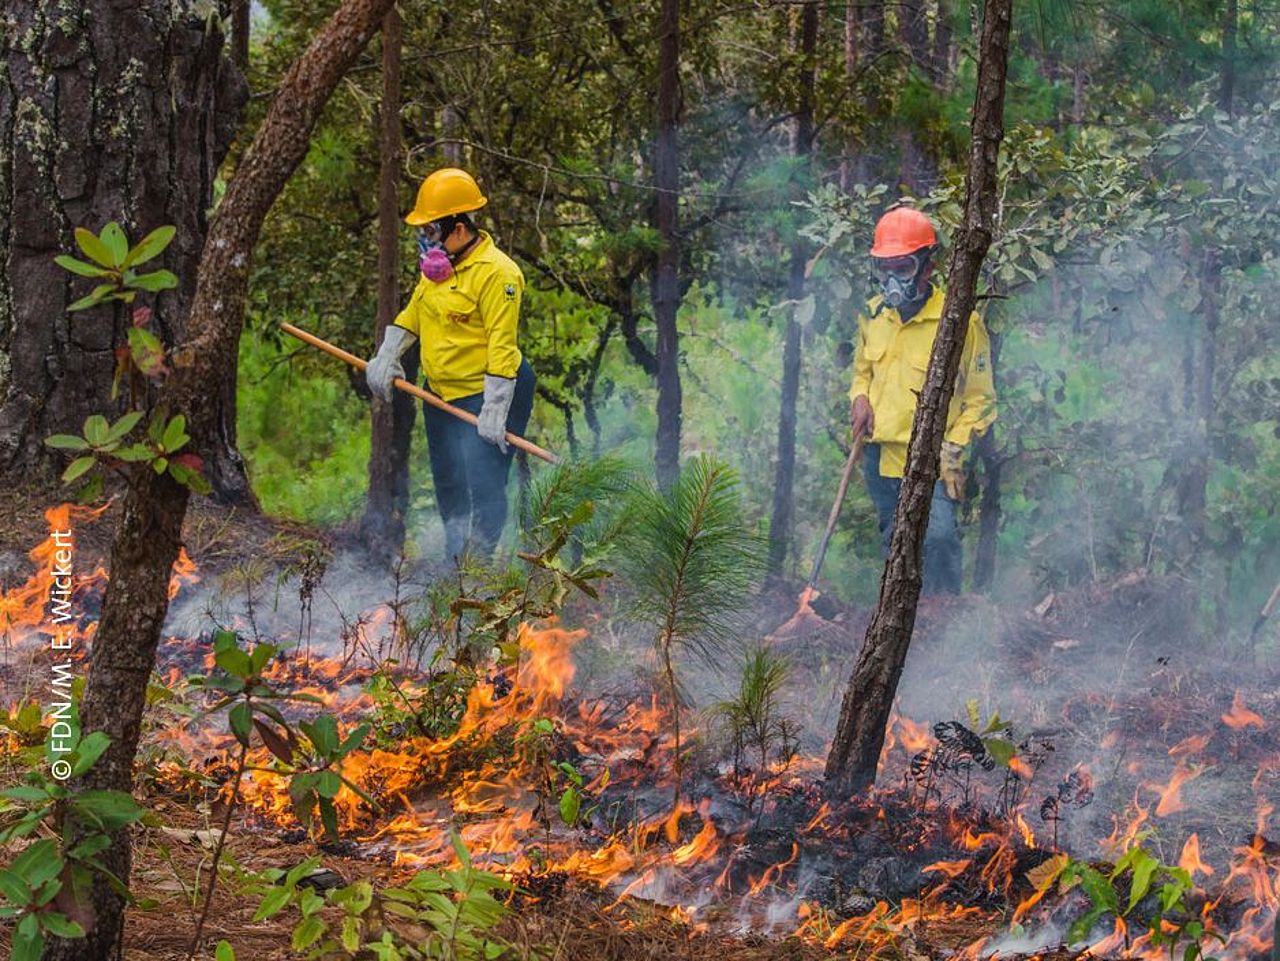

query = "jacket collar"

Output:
[[453, 230, 496, 272]]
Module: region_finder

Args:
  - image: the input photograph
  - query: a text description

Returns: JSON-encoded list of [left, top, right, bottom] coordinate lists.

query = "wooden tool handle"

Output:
[[806, 434, 866, 590], [280, 322, 558, 465]]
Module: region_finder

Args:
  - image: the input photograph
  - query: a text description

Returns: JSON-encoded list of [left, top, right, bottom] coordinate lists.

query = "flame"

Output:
[[1151, 763, 1200, 817], [1221, 691, 1265, 730], [1177, 833, 1214, 877]]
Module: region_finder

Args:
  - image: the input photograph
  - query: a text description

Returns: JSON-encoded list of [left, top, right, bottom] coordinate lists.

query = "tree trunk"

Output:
[[653, 0, 682, 490], [853, 0, 887, 184], [1219, 0, 1237, 115], [767, 0, 818, 574], [233, 0, 251, 69], [42, 2, 397, 958], [1175, 251, 1219, 559], [840, 0, 859, 191], [823, 0, 1011, 802], [360, 6, 416, 567], [931, 0, 954, 86], [0, 0, 252, 504]]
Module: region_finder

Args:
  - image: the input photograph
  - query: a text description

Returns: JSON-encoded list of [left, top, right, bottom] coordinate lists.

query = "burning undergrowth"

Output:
[[2, 505, 1278, 959]]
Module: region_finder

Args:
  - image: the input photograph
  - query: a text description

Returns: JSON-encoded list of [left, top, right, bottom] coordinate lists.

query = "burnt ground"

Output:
[[1, 481, 1278, 959]]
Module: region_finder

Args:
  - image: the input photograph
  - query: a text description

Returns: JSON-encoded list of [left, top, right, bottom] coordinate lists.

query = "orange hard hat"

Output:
[[405, 167, 488, 226], [869, 207, 937, 257]]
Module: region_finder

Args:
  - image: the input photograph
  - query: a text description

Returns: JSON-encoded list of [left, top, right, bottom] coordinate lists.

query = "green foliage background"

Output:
[[234, 0, 1280, 634]]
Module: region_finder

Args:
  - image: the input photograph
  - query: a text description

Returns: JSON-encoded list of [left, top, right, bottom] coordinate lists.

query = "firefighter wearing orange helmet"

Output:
[[848, 206, 997, 593], [366, 168, 535, 562]]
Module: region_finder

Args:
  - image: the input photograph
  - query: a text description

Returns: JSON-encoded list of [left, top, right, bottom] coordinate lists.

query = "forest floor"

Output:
[[1, 483, 1277, 960]]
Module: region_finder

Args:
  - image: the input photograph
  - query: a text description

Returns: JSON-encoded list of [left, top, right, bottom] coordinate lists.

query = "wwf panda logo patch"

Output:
[[504, 283, 516, 301]]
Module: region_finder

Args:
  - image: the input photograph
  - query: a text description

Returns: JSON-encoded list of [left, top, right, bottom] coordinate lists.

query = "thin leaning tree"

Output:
[[42, 0, 400, 958], [822, 0, 1014, 802]]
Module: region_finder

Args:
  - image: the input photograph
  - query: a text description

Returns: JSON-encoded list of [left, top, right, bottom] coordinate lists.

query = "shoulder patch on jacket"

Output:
[[503, 283, 517, 301]]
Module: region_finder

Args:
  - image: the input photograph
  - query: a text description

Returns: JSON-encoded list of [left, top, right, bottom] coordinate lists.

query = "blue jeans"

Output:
[[862, 442, 962, 594], [423, 359, 535, 560]]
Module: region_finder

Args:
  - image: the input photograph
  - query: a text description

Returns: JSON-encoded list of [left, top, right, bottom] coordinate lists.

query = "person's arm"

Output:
[[848, 312, 875, 438], [944, 311, 997, 446], [475, 267, 524, 451], [365, 283, 422, 401]]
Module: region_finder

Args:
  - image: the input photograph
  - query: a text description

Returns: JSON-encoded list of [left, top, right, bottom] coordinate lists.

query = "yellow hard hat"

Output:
[[405, 167, 488, 226]]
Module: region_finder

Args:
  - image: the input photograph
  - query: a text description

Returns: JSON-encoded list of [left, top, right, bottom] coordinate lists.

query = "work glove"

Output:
[[850, 394, 875, 440], [477, 374, 517, 454], [366, 326, 417, 402], [940, 441, 966, 501]]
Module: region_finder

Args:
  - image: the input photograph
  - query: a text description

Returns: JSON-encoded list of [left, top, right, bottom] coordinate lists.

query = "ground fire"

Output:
[[2, 507, 1276, 959]]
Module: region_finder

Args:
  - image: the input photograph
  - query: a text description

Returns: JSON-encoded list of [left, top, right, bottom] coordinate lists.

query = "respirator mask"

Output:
[[873, 248, 933, 311], [418, 219, 455, 283]]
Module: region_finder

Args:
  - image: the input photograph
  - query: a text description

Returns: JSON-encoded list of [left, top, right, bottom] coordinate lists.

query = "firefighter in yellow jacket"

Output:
[[366, 168, 535, 561], [849, 207, 996, 593]]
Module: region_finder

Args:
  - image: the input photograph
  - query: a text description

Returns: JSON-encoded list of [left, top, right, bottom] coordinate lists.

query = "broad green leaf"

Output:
[[10, 840, 61, 891], [100, 223, 128, 267], [83, 415, 109, 446], [0, 786, 49, 804], [74, 227, 115, 268], [162, 415, 188, 452], [450, 830, 472, 868], [113, 444, 154, 463], [71, 790, 144, 830], [62, 456, 96, 484], [12, 920, 43, 961], [229, 703, 252, 747], [252, 886, 292, 922], [129, 270, 179, 293], [68, 285, 117, 311], [340, 916, 360, 953], [319, 798, 338, 839], [70, 731, 111, 778], [983, 737, 1016, 768], [214, 643, 252, 679], [107, 411, 144, 441], [39, 913, 84, 939], [292, 916, 325, 951], [45, 434, 89, 451], [559, 786, 581, 826], [215, 941, 236, 961], [316, 771, 341, 800], [121, 225, 176, 268], [0, 867, 31, 904], [54, 255, 114, 279]]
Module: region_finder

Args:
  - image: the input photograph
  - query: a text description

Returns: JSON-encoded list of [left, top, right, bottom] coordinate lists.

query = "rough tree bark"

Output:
[[823, 0, 1012, 801], [359, 6, 418, 567], [0, 0, 252, 504], [767, 0, 819, 574], [42, 1, 398, 957], [653, 0, 683, 490], [1219, 0, 1237, 115]]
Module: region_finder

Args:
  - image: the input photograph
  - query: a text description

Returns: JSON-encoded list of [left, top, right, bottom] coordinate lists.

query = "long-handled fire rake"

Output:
[[281, 322, 559, 465], [769, 434, 865, 640]]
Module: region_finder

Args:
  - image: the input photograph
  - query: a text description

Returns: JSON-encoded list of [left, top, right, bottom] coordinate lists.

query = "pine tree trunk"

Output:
[[653, 0, 682, 490], [767, 0, 819, 574], [1219, 0, 1237, 115], [0, 0, 251, 504], [360, 6, 416, 567], [823, 0, 1011, 802], [41, 2, 397, 957]]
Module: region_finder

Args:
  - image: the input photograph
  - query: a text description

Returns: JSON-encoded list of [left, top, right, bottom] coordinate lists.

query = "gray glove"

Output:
[[476, 374, 516, 453], [365, 325, 417, 402]]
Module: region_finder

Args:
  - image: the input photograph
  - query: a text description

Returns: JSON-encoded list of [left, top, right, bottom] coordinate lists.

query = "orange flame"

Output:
[[1221, 691, 1265, 730]]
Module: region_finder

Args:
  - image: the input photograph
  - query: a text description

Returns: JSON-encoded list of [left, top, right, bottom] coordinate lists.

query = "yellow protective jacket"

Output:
[[849, 285, 997, 479], [392, 231, 524, 401]]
